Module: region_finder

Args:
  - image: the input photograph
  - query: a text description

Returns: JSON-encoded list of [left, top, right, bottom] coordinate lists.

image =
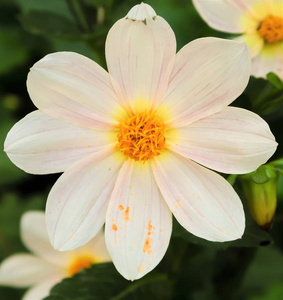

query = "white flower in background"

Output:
[[4, 3, 277, 280], [193, 0, 283, 79], [0, 211, 110, 300]]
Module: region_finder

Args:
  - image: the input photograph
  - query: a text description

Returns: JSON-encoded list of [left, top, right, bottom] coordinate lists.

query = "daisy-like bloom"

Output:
[[0, 211, 110, 300], [4, 3, 277, 280], [193, 0, 283, 79]]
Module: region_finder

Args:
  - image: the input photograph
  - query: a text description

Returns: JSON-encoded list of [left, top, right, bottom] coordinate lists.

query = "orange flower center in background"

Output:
[[258, 15, 283, 43], [117, 111, 166, 162], [68, 255, 95, 276]]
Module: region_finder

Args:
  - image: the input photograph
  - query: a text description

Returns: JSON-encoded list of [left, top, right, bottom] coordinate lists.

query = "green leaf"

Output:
[[172, 215, 273, 249], [18, 11, 81, 38], [266, 72, 283, 90], [44, 263, 171, 300]]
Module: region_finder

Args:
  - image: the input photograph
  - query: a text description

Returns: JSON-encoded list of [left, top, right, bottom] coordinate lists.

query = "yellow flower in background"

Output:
[[4, 3, 277, 280], [0, 211, 110, 300], [193, 0, 283, 79]]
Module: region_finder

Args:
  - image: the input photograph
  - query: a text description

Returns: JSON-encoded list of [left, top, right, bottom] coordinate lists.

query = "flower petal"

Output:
[[234, 33, 264, 58], [192, 0, 246, 33], [251, 43, 283, 79], [27, 52, 127, 130], [79, 228, 111, 263], [152, 152, 245, 242], [0, 254, 63, 288], [105, 160, 172, 280], [21, 211, 71, 267], [47, 150, 124, 251], [106, 3, 176, 113], [161, 38, 250, 127], [23, 277, 63, 300], [166, 107, 277, 174], [4, 110, 116, 174]]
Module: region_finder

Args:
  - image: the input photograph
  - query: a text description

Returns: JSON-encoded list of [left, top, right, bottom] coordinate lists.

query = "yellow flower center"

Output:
[[258, 15, 283, 43], [117, 111, 166, 162], [68, 254, 95, 277]]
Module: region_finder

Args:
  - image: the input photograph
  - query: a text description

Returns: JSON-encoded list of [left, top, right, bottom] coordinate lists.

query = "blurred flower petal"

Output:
[[76, 228, 111, 263], [192, 0, 245, 33], [235, 33, 264, 58], [21, 211, 70, 267], [22, 276, 63, 300], [193, 0, 283, 79], [251, 43, 283, 78], [0, 254, 63, 288]]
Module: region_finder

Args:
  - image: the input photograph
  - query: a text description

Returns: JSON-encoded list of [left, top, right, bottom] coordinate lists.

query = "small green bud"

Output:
[[240, 166, 278, 230]]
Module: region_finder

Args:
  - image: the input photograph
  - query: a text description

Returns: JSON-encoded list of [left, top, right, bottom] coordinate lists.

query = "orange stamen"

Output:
[[117, 111, 166, 162], [258, 15, 283, 43]]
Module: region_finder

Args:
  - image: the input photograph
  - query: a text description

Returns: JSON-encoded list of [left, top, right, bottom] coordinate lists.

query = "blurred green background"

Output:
[[1, 0, 283, 299]]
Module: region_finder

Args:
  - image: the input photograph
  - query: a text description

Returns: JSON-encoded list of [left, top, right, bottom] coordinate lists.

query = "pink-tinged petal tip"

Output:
[[192, 0, 247, 33], [126, 3, 156, 20]]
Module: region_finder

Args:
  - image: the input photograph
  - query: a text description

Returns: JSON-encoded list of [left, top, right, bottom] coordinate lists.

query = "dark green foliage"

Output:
[[44, 263, 172, 300]]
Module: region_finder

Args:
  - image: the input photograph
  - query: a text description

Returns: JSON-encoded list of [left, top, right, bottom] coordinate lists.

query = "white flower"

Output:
[[0, 211, 110, 300], [4, 3, 277, 280], [193, 0, 283, 79]]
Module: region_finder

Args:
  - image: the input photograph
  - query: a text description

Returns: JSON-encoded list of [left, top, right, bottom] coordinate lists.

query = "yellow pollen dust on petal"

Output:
[[68, 254, 96, 277], [117, 111, 166, 162], [258, 15, 283, 43]]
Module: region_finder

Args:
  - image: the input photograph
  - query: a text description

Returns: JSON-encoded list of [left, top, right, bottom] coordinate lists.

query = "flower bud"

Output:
[[240, 166, 278, 230]]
